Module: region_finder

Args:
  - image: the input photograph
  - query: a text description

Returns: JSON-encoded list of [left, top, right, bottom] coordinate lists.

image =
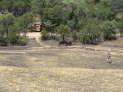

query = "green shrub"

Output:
[[0, 37, 8, 46], [0, 35, 27, 46], [16, 37, 27, 46], [118, 19, 123, 33], [71, 31, 78, 41], [55, 24, 71, 41], [41, 29, 49, 40], [80, 23, 101, 44], [100, 20, 118, 40]]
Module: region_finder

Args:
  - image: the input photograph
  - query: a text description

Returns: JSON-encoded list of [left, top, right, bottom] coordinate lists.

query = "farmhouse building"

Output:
[[33, 21, 42, 32]]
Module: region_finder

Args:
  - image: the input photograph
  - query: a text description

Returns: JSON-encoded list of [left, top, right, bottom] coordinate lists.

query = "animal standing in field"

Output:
[[59, 41, 72, 46], [106, 50, 112, 64]]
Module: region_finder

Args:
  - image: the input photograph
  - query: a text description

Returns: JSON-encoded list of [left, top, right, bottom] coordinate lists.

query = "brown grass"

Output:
[[0, 38, 123, 92]]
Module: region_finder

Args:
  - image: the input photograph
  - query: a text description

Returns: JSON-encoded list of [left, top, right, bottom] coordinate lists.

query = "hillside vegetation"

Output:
[[0, 0, 123, 45]]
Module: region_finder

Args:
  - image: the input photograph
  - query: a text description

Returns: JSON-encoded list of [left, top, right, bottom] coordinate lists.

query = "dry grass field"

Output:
[[0, 38, 123, 92]]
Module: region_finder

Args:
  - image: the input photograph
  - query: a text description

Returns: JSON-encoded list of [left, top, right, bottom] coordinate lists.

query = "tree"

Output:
[[66, 1, 87, 31], [94, 0, 114, 20], [56, 24, 71, 41], [0, 0, 31, 16], [110, 0, 123, 12], [0, 13, 15, 45], [0, 0, 120, 46], [32, 0, 68, 31], [100, 20, 118, 40], [0, 13, 30, 45], [118, 18, 123, 33], [94, 0, 100, 3], [16, 12, 33, 36], [80, 23, 101, 44], [43, 5, 69, 31], [94, 5, 113, 20]]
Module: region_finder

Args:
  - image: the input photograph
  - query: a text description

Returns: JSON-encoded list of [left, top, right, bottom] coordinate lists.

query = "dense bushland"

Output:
[[0, 0, 32, 46], [0, 0, 123, 46], [37, 0, 123, 45]]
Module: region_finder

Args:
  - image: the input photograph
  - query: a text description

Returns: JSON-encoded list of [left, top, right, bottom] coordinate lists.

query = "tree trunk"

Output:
[[62, 35, 65, 41]]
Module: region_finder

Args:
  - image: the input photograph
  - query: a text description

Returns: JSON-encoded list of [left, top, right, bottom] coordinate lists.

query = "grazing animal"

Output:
[[59, 41, 72, 46], [106, 51, 112, 64], [65, 41, 72, 46], [59, 41, 66, 45]]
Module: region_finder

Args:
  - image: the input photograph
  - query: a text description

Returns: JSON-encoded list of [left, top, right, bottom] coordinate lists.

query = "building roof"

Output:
[[34, 21, 42, 25]]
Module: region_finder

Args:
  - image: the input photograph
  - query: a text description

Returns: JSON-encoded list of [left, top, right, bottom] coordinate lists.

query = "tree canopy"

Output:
[[0, 0, 123, 45]]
